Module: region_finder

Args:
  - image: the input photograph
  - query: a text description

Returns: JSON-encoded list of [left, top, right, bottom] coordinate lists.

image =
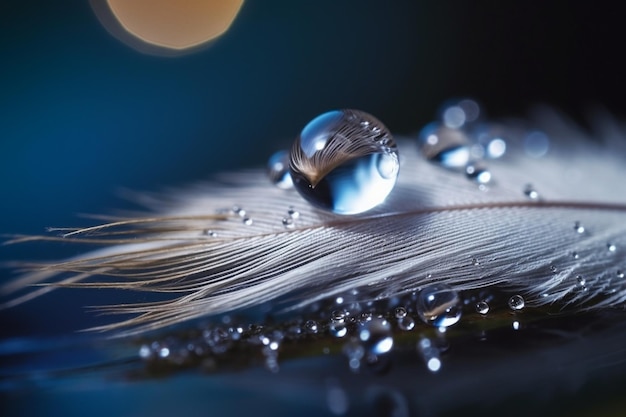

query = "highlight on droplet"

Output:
[[90, 0, 244, 56]]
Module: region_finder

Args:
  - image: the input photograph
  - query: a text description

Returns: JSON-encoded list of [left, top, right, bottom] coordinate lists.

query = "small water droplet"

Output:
[[574, 221, 585, 234], [617, 270, 625, 279], [475, 300, 489, 315], [290, 109, 399, 214], [512, 320, 521, 330], [267, 150, 294, 189], [397, 316, 415, 331], [232, 206, 246, 217], [242, 217, 253, 226], [416, 283, 462, 328], [358, 318, 394, 357], [523, 184, 539, 200], [465, 163, 492, 184], [417, 123, 470, 169], [304, 319, 319, 334], [282, 217, 294, 228], [359, 311, 373, 323], [471, 257, 480, 266], [607, 243, 617, 252], [550, 264, 558, 273], [508, 294, 525, 311], [331, 309, 346, 323], [571, 251, 579, 259], [330, 322, 348, 338], [576, 275, 586, 287], [203, 229, 218, 237], [394, 306, 407, 318], [287, 207, 300, 219]]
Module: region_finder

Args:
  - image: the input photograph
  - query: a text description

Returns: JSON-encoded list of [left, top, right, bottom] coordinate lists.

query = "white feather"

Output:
[[2, 107, 626, 334]]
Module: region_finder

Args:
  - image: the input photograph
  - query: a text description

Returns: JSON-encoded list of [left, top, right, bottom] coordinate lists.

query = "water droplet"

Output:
[[242, 217, 253, 226], [232, 206, 246, 217], [574, 221, 585, 234], [330, 322, 348, 338], [550, 264, 558, 273], [359, 311, 373, 323], [617, 270, 625, 279], [282, 217, 294, 229], [571, 251, 579, 259], [512, 320, 521, 330], [304, 319, 319, 334], [394, 306, 407, 318], [524, 131, 550, 158], [358, 318, 394, 357], [203, 229, 218, 237], [465, 163, 492, 184], [267, 150, 293, 189], [289, 109, 399, 214], [397, 316, 415, 331], [331, 309, 346, 323], [287, 207, 300, 219], [475, 300, 489, 315], [576, 275, 586, 287], [523, 184, 539, 200], [508, 294, 525, 311], [608, 243, 617, 252], [418, 123, 470, 169], [416, 283, 462, 328], [471, 257, 480, 266]]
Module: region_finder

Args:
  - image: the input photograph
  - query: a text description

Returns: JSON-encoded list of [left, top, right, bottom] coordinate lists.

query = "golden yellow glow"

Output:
[[91, 0, 244, 55]]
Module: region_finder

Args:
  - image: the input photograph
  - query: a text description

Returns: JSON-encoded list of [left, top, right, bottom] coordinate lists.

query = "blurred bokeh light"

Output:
[[91, 0, 244, 55]]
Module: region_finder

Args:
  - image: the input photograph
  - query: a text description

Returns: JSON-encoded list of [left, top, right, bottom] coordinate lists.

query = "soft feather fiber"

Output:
[[2, 106, 626, 335]]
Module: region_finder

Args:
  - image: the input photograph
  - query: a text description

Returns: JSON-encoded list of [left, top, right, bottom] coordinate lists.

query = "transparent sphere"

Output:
[[266, 150, 293, 189], [417, 123, 470, 169], [358, 317, 394, 356], [289, 110, 399, 214], [416, 283, 462, 328]]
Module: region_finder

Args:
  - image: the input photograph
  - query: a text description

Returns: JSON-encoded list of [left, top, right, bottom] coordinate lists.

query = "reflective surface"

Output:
[[289, 110, 399, 214]]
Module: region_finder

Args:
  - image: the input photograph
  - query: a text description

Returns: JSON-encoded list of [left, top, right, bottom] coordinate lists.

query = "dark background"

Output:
[[2, 1, 626, 336]]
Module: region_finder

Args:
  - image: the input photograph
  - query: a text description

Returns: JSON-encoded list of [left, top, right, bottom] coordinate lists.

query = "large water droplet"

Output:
[[418, 123, 470, 169], [358, 318, 394, 356], [508, 294, 525, 311], [416, 283, 462, 328], [289, 110, 399, 214], [267, 150, 293, 189]]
